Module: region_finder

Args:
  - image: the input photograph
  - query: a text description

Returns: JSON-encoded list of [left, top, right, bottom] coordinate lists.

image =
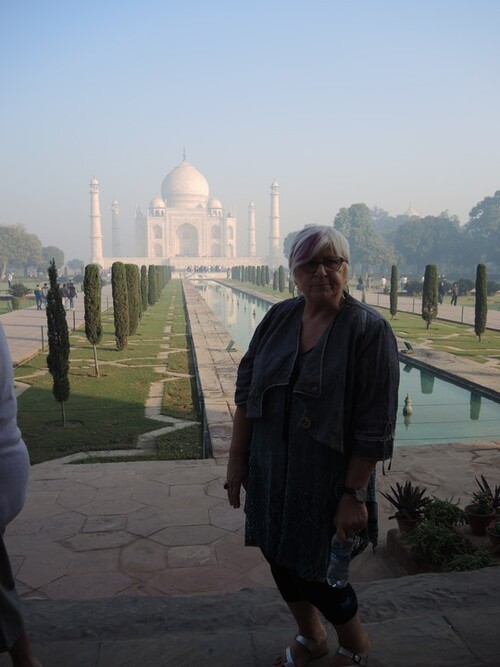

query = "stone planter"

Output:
[[465, 505, 496, 536], [396, 517, 420, 533]]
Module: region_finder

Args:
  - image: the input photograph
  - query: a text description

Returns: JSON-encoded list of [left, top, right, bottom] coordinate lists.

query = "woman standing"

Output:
[[226, 225, 399, 666]]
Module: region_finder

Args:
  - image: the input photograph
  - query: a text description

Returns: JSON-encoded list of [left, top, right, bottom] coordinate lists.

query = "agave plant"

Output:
[[467, 489, 494, 515], [381, 481, 431, 521], [475, 475, 500, 511]]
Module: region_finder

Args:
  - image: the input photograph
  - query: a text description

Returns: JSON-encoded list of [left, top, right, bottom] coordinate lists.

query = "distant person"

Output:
[[0, 323, 43, 667], [438, 279, 446, 305], [451, 283, 459, 306], [67, 282, 77, 311], [33, 285, 43, 311], [357, 276, 364, 291], [40, 284, 49, 309], [60, 283, 69, 310], [380, 275, 387, 292], [7, 273, 13, 289]]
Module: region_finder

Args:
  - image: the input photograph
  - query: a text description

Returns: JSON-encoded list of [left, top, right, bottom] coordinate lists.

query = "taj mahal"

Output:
[[89, 158, 282, 270]]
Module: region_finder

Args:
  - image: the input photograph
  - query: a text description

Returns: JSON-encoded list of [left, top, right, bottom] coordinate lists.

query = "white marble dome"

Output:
[[208, 197, 222, 209], [161, 160, 209, 208], [150, 195, 165, 209]]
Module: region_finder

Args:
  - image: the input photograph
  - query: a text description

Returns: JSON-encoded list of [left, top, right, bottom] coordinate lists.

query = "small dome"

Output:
[[208, 197, 222, 209], [150, 195, 165, 209]]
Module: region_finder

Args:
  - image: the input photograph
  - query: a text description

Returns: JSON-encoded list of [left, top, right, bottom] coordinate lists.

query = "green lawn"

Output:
[[15, 280, 202, 463]]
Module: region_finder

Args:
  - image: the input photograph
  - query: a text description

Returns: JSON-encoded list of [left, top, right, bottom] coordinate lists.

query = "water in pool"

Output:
[[193, 280, 500, 446]]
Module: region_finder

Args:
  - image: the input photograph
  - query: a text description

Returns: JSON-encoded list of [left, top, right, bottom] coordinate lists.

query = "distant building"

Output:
[[404, 204, 421, 218], [134, 160, 236, 259], [90, 158, 282, 269]]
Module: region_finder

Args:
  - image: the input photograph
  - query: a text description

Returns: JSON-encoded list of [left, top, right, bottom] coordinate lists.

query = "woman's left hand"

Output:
[[334, 494, 368, 540]]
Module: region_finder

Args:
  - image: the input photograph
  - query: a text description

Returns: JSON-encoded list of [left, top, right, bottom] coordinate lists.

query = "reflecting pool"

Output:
[[193, 280, 500, 446]]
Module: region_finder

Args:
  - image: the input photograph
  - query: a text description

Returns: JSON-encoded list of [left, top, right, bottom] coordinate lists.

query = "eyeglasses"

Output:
[[299, 257, 346, 273]]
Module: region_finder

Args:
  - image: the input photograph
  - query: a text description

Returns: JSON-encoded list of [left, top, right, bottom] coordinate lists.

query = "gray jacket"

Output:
[[235, 294, 399, 462]]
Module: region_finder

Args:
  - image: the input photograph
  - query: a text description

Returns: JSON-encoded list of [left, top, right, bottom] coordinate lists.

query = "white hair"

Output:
[[289, 225, 350, 275]]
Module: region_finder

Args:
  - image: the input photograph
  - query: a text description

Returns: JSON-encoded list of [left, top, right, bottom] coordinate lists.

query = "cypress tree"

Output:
[[390, 264, 399, 319], [422, 264, 438, 330], [474, 263, 487, 342], [125, 264, 141, 335], [83, 263, 102, 377], [46, 259, 70, 425], [155, 265, 162, 296], [256, 266, 261, 286], [148, 265, 156, 305], [273, 270, 278, 290], [470, 392, 482, 421], [111, 261, 129, 350], [140, 265, 148, 312], [265, 265, 270, 285], [278, 265, 285, 292]]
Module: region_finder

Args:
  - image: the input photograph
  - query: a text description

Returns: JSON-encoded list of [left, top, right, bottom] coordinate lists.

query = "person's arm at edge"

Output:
[[226, 404, 253, 509]]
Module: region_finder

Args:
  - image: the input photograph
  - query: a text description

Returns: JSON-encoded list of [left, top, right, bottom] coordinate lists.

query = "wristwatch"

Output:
[[343, 486, 367, 503]]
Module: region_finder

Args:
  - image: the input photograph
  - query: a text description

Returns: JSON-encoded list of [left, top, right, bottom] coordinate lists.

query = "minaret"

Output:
[[111, 199, 121, 257], [89, 178, 103, 265], [248, 201, 256, 257], [269, 179, 280, 266]]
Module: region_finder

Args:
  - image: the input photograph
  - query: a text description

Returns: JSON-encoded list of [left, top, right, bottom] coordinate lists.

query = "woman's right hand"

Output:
[[225, 455, 248, 509]]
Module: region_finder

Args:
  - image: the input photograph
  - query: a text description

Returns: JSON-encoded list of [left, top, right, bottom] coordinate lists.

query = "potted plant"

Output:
[[475, 475, 500, 514], [465, 490, 495, 536], [486, 518, 500, 550], [381, 481, 431, 532]]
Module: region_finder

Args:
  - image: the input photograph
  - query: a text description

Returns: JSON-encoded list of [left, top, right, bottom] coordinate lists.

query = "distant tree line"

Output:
[[281, 189, 500, 280], [230, 264, 290, 294], [0, 224, 66, 278]]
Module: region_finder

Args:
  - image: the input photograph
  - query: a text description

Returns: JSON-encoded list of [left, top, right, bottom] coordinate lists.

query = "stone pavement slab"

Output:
[[0, 569, 499, 666], [4, 439, 500, 602]]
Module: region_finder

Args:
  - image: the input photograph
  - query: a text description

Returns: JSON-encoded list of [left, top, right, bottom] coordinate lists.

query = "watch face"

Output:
[[354, 488, 367, 502]]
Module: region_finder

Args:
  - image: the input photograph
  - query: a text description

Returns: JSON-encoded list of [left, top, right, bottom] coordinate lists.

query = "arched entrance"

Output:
[[175, 223, 199, 256]]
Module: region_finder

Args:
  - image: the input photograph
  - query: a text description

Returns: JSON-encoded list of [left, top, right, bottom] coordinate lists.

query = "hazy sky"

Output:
[[1, 0, 499, 261]]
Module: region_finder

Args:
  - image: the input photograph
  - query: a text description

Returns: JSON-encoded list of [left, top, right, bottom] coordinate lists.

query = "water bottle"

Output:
[[326, 534, 354, 588]]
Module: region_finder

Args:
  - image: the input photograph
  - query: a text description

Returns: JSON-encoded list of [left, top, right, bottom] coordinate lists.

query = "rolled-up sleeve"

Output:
[[235, 344, 255, 406], [234, 304, 277, 406], [350, 318, 399, 461]]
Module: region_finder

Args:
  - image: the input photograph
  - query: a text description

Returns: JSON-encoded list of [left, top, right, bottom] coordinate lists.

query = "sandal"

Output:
[[334, 646, 369, 665], [280, 634, 329, 666]]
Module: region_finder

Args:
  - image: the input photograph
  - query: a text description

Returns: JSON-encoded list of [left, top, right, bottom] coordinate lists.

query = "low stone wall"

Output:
[[182, 279, 242, 460]]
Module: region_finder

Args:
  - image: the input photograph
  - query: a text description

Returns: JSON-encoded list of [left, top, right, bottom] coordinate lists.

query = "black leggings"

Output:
[[269, 560, 358, 626]]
